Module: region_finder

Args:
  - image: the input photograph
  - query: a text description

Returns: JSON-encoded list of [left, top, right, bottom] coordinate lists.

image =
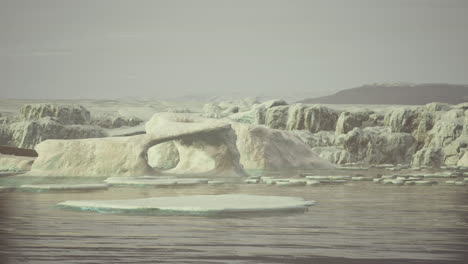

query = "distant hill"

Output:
[[298, 83, 468, 105]]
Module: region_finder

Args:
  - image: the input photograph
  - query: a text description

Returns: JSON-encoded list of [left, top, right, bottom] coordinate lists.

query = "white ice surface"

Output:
[[20, 184, 110, 191], [275, 181, 306, 187], [305, 175, 351, 181], [104, 176, 209, 186], [58, 194, 315, 213]]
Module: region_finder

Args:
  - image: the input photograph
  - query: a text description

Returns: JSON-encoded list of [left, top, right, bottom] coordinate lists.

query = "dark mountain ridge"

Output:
[[298, 83, 468, 105]]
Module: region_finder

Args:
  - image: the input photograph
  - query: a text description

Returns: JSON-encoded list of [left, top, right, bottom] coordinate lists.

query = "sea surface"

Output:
[[1, 171, 468, 264]]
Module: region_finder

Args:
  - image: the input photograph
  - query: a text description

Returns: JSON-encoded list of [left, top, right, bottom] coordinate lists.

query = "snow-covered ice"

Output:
[[104, 176, 209, 186], [58, 194, 316, 215], [19, 184, 110, 191]]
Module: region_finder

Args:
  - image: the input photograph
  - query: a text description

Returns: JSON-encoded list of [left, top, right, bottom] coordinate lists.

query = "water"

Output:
[[1, 173, 468, 263]]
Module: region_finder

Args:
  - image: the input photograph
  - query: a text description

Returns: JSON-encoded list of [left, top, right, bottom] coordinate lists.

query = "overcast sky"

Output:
[[1, 0, 467, 99]]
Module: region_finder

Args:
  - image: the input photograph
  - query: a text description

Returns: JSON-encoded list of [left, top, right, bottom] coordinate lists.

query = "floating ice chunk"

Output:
[[259, 176, 274, 183], [273, 178, 305, 183], [374, 164, 395, 169], [382, 179, 395, 184], [443, 166, 460, 170], [131, 176, 173, 180], [422, 172, 456, 178], [244, 179, 259, 184], [373, 178, 383, 183], [175, 179, 209, 185], [269, 178, 290, 182], [337, 166, 369, 171], [58, 194, 316, 215], [261, 178, 276, 184], [207, 180, 225, 185], [316, 180, 347, 184], [351, 177, 372, 181], [105, 177, 177, 186], [304, 175, 350, 181], [259, 178, 308, 186], [305, 176, 330, 180], [20, 184, 110, 191], [391, 180, 405, 185], [105, 176, 209, 186], [306, 180, 320, 186], [275, 181, 306, 187], [287, 179, 308, 184], [328, 176, 351, 180]]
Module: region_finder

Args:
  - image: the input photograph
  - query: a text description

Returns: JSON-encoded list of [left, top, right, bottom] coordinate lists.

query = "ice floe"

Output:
[[58, 194, 316, 215], [104, 176, 209, 186], [19, 184, 110, 191]]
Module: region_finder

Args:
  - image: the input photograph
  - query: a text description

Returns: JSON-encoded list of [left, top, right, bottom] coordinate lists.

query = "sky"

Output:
[[0, 0, 467, 100]]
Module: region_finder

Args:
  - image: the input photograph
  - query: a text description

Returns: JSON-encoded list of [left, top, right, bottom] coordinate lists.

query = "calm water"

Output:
[[1, 172, 468, 264]]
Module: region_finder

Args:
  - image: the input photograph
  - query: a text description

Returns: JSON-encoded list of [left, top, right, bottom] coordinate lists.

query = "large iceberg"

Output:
[[27, 113, 247, 177], [232, 123, 334, 170]]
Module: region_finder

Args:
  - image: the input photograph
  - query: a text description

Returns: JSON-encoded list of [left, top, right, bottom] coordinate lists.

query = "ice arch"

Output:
[[27, 113, 247, 177]]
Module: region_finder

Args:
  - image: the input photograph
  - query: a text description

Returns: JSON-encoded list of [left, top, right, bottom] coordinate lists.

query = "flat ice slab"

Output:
[[20, 184, 110, 191], [336, 166, 369, 171], [58, 194, 316, 215], [0, 171, 27, 176], [305, 175, 351, 180], [104, 176, 209, 186]]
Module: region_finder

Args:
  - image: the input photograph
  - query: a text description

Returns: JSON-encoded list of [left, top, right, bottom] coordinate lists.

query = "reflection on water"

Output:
[[0, 192, 12, 263], [1, 171, 468, 263]]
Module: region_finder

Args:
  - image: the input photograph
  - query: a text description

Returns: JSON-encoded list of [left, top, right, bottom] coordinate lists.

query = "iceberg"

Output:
[[28, 113, 247, 177]]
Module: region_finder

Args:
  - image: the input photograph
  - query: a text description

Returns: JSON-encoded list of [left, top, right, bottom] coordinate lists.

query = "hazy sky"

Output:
[[1, 0, 467, 99]]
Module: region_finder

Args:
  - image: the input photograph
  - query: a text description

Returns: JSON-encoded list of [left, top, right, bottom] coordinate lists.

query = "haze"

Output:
[[1, 0, 467, 100]]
